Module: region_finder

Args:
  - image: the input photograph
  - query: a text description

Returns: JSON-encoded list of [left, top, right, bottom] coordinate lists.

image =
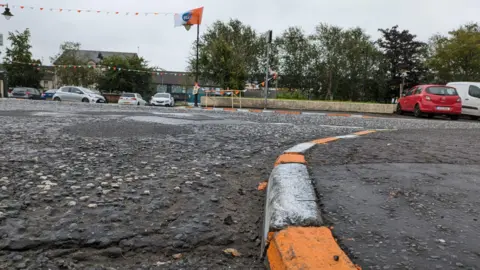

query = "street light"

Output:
[[1, 4, 13, 20]]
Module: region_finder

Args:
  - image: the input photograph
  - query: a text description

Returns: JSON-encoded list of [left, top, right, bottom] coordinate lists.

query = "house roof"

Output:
[[53, 50, 138, 65]]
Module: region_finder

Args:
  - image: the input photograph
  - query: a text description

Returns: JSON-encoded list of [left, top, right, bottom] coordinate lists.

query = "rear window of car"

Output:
[[45, 89, 57, 93], [12, 88, 26, 93], [426, 87, 458, 96], [121, 93, 135, 97]]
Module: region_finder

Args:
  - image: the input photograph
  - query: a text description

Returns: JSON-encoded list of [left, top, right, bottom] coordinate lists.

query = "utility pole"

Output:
[[264, 30, 272, 110]]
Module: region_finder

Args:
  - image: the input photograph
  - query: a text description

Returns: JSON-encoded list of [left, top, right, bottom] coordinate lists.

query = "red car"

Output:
[[396, 84, 462, 120]]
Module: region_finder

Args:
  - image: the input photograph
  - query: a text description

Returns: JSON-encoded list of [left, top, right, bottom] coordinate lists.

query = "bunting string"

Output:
[[8, 61, 190, 77], [0, 4, 174, 16]]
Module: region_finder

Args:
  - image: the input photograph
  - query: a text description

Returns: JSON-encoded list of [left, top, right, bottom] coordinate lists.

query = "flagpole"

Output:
[[194, 23, 200, 107]]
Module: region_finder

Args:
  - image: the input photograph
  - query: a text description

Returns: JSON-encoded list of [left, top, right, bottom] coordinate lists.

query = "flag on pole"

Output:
[[174, 7, 204, 28]]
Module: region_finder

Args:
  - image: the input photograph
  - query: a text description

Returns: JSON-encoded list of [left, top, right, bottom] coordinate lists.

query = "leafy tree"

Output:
[[377, 25, 428, 98], [189, 19, 262, 89], [3, 28, 44, 88], [427, 23, 480, 83], [97, 55, 152, 96], [276, 27, 313, 91], [50, 41, 100, 87]]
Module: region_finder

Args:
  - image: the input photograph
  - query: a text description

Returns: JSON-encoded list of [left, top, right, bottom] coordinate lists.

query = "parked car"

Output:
[[11, 87, 42, 100], [397, 84, 462, 120], [118, 93, 147, 105], [150, 93, 175, 107], [41, 89, 57, 100], [52, 86, 106, 103], [446, 82, 480, 120]]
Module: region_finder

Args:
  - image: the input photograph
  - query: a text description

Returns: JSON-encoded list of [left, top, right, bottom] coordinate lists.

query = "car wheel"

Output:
[[137, 102, 140, 106], [396, 104, 403, 115], [414, 104, 422, 118], [82, 98, 89, 103], [450, 115, 459, 121], [53, 97, 61, 102]]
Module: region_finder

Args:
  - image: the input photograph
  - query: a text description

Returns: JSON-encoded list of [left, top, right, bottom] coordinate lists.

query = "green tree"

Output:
[[97, 55, 153, 96], [50, 41, 100, 87], [189, 19, 262, 89], [276, 27, 313, 92], [377, 25, 428, 98], [3, 28, 44, 88], [427, 23, 480, 83]]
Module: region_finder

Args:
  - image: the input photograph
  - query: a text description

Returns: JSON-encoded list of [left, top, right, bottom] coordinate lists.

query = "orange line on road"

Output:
[[267, 227, 361, 270], [274, 153, 306, 167]]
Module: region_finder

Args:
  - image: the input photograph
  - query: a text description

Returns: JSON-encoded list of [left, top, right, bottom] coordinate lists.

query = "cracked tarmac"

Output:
[[1, 100, 480, 269]]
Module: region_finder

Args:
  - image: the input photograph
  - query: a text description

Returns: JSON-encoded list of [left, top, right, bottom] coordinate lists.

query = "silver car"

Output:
[[150, 93, 175, 107], [52, 86, 106, 103]]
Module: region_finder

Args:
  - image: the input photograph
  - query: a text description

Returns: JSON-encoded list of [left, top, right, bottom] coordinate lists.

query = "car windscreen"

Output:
[[154, 93, 170, 98], [426, 87, 458, 96], [121, 93, 135, 97]]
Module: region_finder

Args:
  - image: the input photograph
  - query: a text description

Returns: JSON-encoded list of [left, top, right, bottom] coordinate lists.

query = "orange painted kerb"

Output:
[[275, 110, 301, 115], [326, 113, 352, 117], [204, 107, 213, 110], [274, 153, 306, 167], [267, 227, 361, 270], [223, 108, 237, 111], [249, 109, 263, 113], [311, 137, 339, 144], [353, 130, 376, 136]]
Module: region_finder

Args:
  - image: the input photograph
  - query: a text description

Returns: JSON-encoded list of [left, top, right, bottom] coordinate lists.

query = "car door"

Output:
[[411, 86, 423, 108], [401, 88, 413, 111], [136, 94, 145, 105], [70, 87, 85, 102], [465, 84, 480, 116]]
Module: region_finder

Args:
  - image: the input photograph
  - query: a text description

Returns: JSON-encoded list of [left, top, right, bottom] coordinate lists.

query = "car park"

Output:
[[52, 86, 106, 103], [396, 84, 462, 120], [118, 93, 147, 105], [41, 89, 57, 100], [446, 82, 480, 120], [10, 87, 42, 100], [150, 93, 175, 106]]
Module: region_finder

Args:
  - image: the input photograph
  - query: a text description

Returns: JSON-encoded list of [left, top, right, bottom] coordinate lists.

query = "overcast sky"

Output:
[[1, 0, 479, 71]]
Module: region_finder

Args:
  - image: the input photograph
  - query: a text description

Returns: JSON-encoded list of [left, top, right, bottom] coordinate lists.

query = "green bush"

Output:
[[276, 91, 308, 100]]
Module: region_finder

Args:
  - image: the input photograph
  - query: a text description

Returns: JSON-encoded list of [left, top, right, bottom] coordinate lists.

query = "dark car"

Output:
[[11, 87, 42, 100], [41, 89, 57, 100]]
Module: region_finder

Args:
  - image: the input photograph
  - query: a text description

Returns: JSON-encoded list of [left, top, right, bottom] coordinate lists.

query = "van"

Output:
[[446, 82, 480, 119]]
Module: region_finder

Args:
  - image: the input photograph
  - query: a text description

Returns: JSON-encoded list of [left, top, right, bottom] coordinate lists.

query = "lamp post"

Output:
[[1, 4, 13, 20]]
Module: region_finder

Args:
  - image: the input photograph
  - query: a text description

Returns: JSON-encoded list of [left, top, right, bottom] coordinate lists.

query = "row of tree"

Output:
[[0, 29, 154, 96], [189, 20, 480, 102]]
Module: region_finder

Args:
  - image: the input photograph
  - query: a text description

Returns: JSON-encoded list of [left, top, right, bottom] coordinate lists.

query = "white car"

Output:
[[53, 86, 106, 103], [151, 93, 175, 107], [446, 82, 480, 120], [118, 93, 147, 106]]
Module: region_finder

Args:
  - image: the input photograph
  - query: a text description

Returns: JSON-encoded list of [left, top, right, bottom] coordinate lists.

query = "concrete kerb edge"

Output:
[[177, 105, 385, 119], [261, 129, 387, 269]]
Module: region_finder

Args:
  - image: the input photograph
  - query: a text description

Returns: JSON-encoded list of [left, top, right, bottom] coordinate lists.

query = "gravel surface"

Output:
[[308, 129, 480, 270], [0, 100, 362, 270]]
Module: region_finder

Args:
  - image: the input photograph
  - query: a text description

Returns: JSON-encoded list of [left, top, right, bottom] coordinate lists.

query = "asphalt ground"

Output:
[[1, 100, 480, 269], [309, 130, 480, 270]]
